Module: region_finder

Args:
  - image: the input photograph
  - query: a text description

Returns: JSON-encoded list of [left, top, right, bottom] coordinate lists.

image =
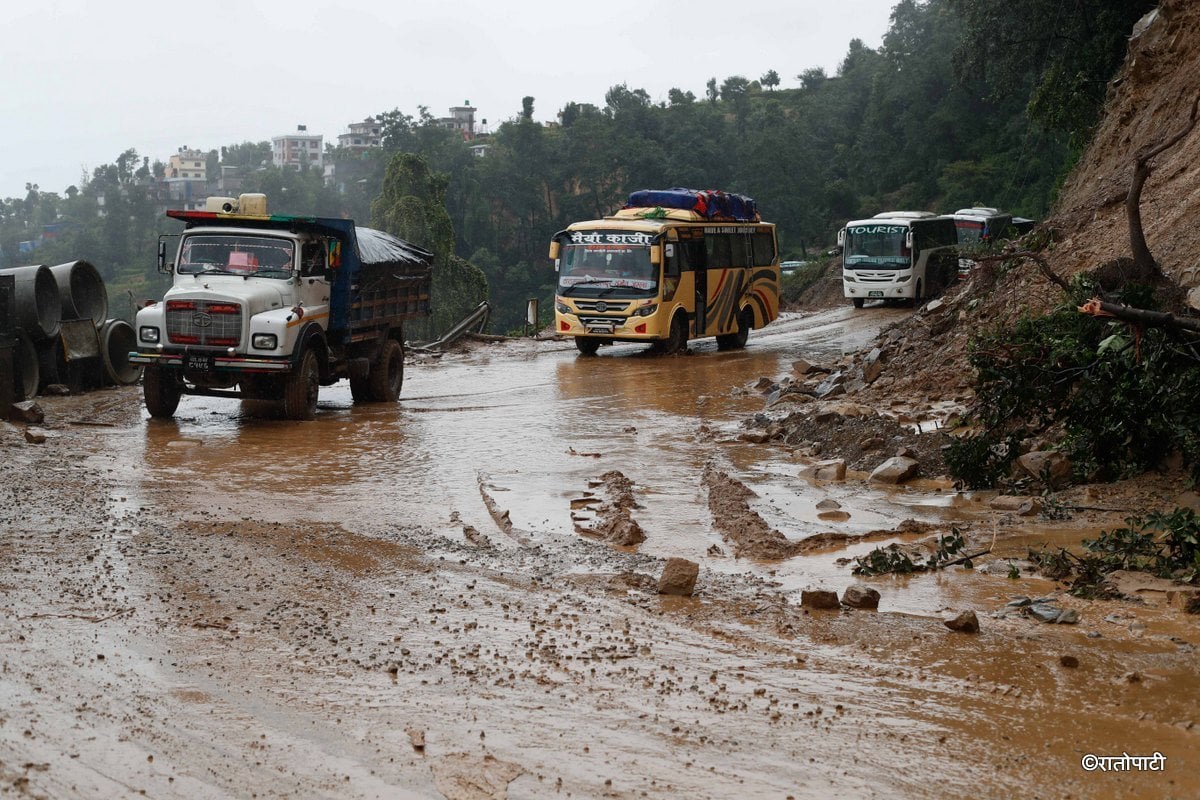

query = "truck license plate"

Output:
[[868, 291, 884, 298], [186, 353, 214, 372]]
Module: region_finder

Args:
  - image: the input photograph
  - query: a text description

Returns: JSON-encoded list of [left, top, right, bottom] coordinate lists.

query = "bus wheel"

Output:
[[661, 314, 688, 355], [912, 280, 923, 307], [717, 309, 751, 350], [574, 337, 601, 356], [852, 297, 865, 309]]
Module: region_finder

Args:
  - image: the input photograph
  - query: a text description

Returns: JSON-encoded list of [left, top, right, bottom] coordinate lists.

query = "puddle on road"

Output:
[[88, 306, 1096, 622]]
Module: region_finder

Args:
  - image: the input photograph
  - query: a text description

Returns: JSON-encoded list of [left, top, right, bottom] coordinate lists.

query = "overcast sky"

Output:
[[1, 0, 899, 200]]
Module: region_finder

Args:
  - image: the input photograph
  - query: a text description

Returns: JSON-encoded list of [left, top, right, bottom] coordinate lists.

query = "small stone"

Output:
[[1123, 671, 1143, 684], [1059, 655, 1080, 669], [1055, 609, 1080, 624], [1006, 596, 1032, 608], [8, 400, 44, 424], [801, 589, 841, 610], [791, 359, 817, 375], [1027, 603, 1062, 623], [798, 459, 846, 482], [945, 610, 980, 633], [815, 499, 842, 511], [842, 584, 881, 610], [860, 436, 885, 451], [657, 558, 700, 597], [23, 428, 47, 444]]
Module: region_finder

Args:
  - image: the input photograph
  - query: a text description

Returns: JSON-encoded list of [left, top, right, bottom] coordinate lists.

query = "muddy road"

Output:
[[2, 306, 1197, 799]]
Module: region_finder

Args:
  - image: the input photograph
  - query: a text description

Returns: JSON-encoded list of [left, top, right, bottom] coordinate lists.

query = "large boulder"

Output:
[[868, 456, 919, 484]]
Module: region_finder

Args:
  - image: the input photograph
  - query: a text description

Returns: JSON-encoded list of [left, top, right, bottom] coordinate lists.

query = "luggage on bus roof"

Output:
[[625, 188, 760, 222]]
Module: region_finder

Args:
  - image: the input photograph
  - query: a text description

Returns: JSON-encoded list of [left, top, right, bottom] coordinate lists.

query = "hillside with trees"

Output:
[[0, 0, 1156, 332]]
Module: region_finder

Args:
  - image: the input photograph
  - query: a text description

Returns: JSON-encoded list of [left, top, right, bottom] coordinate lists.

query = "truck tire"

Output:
[[282, 349, 319, 420], [365, 339, 403, 402], [143, 366, 182, 419]]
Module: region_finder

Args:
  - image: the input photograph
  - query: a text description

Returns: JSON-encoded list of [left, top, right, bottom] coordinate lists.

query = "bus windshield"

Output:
[[177, 235, 295, 277], [843, 224, 911, 269], [558, 230, 657, 295]]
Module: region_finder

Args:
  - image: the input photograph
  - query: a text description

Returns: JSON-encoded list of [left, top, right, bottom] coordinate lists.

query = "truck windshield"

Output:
[[558, 230, 657, 296], [843, 224, 911, 269], [177, 235, 295, 277]]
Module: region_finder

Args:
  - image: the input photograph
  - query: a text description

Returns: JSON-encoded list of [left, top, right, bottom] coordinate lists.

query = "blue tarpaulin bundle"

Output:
[[625, 188, 759, 221]]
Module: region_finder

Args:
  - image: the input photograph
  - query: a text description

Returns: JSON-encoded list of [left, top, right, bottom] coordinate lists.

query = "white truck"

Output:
[[838, 211, 958, 308], [130, 194, 433, 420]]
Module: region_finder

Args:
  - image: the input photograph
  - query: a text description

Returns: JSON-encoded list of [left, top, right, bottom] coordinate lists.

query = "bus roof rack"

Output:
[[872, 211, 937, 219], [624, 188, 760, 222]]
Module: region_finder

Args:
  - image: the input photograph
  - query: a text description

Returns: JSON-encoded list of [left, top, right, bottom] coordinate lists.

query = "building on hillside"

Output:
[[438, 103, 477, 140], [272, 125, 324, 171], [164, 147, 207, 180], [163, 147, 210, 210], [337, 117, 383, 152]]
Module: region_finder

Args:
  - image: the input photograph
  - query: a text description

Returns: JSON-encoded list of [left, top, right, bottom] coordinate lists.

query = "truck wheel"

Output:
[[282, 350, 319, 420], [366, 339, 403, 402], [660, 313, 688, 355], [574, 337, 601, 356], [143, 366, 182, 419]]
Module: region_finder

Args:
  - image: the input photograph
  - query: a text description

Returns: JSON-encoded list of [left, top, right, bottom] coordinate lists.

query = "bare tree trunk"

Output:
[[1078, 297, 1200, 334], [1128, 95, 1200, 277]]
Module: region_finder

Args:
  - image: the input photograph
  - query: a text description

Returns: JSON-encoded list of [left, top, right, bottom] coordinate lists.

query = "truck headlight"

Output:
[[139, 326, 160, 343], [252, 333, 278, 350], [555, 301, 571, 314], [632, 304, 658, 317]]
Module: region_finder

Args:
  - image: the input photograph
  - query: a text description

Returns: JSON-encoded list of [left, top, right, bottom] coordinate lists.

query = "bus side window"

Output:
[[664, 243, 680, 278], [706, 234, 731, 268], [751, 232, 776, 265]]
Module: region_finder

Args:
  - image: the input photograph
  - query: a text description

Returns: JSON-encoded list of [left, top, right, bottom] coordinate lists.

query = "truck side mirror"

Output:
[[157, 234, 178, 274]]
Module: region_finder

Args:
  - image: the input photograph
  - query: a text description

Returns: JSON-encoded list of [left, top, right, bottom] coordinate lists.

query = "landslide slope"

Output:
[[854, 1, 1200, 407]]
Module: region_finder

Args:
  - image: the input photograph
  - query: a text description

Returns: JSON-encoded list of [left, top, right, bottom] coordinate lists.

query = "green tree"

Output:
[[371, 153, 488, 340], [761, 69, 780, 90], [950, 0, 1157, 142]]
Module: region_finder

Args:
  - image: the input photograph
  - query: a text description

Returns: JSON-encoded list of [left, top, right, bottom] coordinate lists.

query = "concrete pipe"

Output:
[[0, 265, 61, 341], [12, 330, 39, 400], [100, 319, 142, 385], [49, 260, 108, 329]]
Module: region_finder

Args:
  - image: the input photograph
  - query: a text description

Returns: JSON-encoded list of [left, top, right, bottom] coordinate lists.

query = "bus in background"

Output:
[[549, 189, 780, 355], [838, 211, 958, 308], [949, 206, 1013, 277]]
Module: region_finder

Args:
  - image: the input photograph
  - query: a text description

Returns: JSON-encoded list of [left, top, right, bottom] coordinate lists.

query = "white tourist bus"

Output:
[[838, 211, 959, 308]]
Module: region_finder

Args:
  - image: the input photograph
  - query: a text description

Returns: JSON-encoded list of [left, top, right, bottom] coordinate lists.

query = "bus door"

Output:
[[676, 230, 707, 335]]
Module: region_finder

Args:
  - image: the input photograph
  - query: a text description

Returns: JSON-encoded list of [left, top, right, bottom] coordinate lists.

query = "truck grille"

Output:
[[166, 300, 242, 347]]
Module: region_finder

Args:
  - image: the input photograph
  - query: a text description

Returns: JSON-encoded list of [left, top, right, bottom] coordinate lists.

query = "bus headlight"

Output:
[[252, 333, 278, 350], [555, 301, 571, 314], [842, 274, 856, 283], [896, 274, 911, 283], [139, 326, 160, 343], [632, 304, 658, 317]]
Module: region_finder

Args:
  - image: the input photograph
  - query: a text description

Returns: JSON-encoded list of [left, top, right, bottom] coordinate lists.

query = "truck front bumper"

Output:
[[129, 350, 291, 372]]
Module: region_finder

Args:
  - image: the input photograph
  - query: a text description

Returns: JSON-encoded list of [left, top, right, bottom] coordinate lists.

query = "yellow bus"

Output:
[[549, 189, 780, 355]]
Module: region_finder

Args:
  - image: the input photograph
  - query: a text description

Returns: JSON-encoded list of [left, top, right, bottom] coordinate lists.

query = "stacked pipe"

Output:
[[0, 260, 141, 403]]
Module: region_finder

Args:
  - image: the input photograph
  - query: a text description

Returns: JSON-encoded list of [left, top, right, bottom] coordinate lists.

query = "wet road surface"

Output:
[[2, 307, 1197, 799]]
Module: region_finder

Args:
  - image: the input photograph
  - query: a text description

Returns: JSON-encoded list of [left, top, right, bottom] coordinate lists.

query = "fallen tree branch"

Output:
[[1078, 297, 1200, 333]]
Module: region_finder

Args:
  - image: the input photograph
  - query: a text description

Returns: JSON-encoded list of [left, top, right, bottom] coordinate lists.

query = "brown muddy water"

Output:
[[2, 307, 1196, 799]]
